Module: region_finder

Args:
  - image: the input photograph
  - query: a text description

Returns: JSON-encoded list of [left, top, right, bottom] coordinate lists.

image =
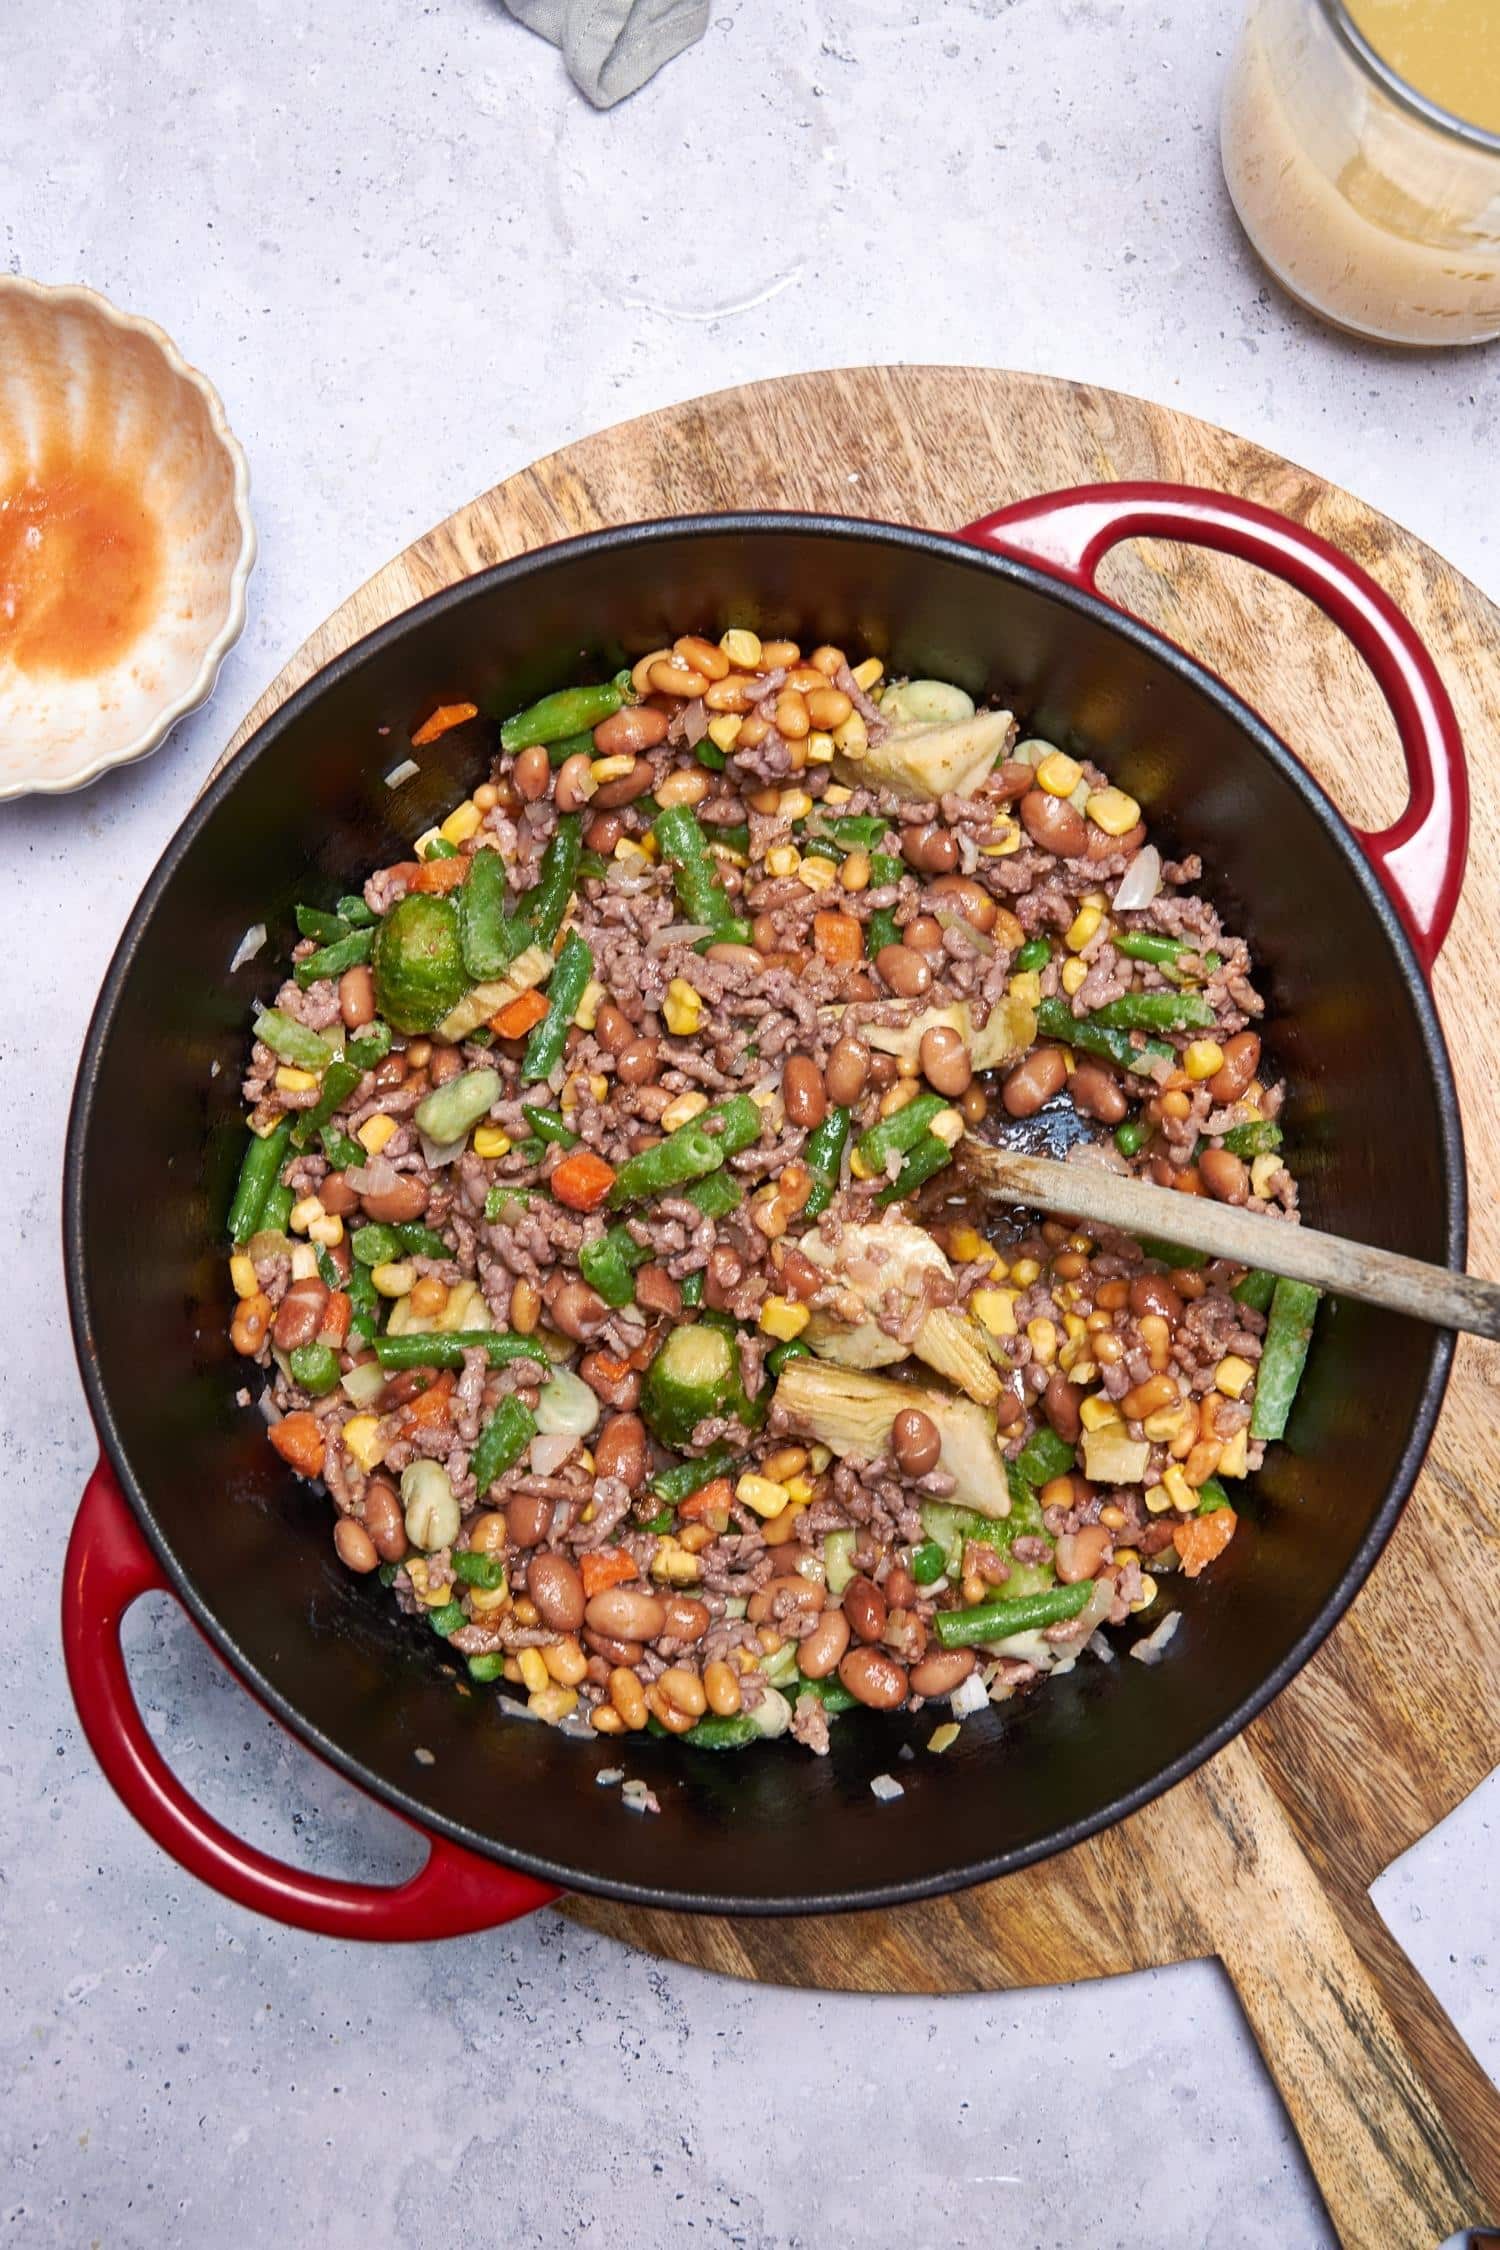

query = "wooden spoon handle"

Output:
[[965, 1146, 1500, 1341]]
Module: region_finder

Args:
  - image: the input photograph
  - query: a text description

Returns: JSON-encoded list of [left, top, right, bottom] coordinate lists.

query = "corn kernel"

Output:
[[472, 1126, 511, 1159], [946, 1226, 984, 1262], [440, 801, 482, 845], [1079, 1394, 1121, 1431], [229, 1253, 260, 1299], [851, 657, 884, 691], [1113, 1547, 1141, 1569], [661, 1089, 708, 1132], [1009, 1257, 1041, 1286], [371, 1260, 416, 1298], [720, 628, 762, 669], [287, 1195, 322, 1235], [797, 855, 838, 893], [980, 819, 1022, 857], [1065, 904, 1103, 954], [707, 712, 743, 752], [928, 1722, 961, 1755], [1215, 1353, 1255, 1399], [736, 1473, 791, 1521], [1250, 1152, 1282, 1199], [1163, 1464, 1196, 1514], [808, 1443, 833, 1474], [928, 1107, 965, 1150], [777, 788, 814, 821], [759, 1296, 810, 1342], [274, 1066, 319, 1094], [1067, 1358, 1098, 1386], [591, 753, 636, 783], [613, 836, 650, 865], [1063, 1313, 1087, 1344], [970, 1287, 1019, 1338], [357, 1113, 398, 1157], [805, 730, 836, 764], [1143, 1402, 1197, 1446], [849, 1148, 876, 1180], [404, 1556, 429, 1595], [1085, 786, 1142, 836], [1218, 1426, 1250, 1478], [832, 712, 868, 755], [663, 978, 702, 1036], [783, 1474, 814, 1505], [308, 1212, 344, 1248], [823, 785, 853, 808], [650, 1540, 703, 1583], [1036, 749, 1084, 797], [1060, 957, 1089, 996], [1144, 1482, 1173, 1515], [765, 843, 801, 878], [1132, 1575, 1158, 1612], [342, 1415, 386, 1472], [1027, 1316, 1059, 1366], [467, 1579, 508, 1615], [573, 978, 605, 1032], [1183, 1039, 1225, 1081], [1008, 970, 1042, 1009], [517, 1648, 550, 1695], [588, 1074, 609, 1103]]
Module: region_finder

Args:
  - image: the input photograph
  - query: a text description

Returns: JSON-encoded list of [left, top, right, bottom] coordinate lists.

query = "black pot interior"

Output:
[[68, 518, 1460, 1912]]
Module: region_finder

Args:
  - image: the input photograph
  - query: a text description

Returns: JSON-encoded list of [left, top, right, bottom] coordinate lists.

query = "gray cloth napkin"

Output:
[[503, 0, 709, 107]]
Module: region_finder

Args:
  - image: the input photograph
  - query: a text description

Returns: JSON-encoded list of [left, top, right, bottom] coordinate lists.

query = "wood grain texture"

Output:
[[217, 368, 1500, 2246], [963, 1146, 1500, 1341]]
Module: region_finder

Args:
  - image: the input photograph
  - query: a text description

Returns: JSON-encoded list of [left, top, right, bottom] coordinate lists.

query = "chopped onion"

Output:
[[950, 1671, 989, 1718], [257, 1390, 284, 1425], [1112, 844, 1161, 912], [682, 697, 708, 748], [419, 1129, 468, 1170], [647, 921, 712, 954], [528, 1430, 578, 1479], [595, 1767, 624, 1788], [384, 758, 420, 788], [340, 1361, 387, 1408], [605, 857, 656, 892], [934, 907, 994, 955], [1085, 1628, 1116, 1664], [1129, 1608, 1182, 1665], [230, 922, 267, 972], [347, 1156, 401, 1198], [870, 1773, 905, 1801]]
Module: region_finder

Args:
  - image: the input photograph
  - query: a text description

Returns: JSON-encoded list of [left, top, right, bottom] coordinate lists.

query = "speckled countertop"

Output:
[[3, 3, 1496, 2242]]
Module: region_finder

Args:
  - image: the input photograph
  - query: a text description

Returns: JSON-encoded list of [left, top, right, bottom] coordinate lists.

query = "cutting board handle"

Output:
[[1167, 1741, 1496, 2248]]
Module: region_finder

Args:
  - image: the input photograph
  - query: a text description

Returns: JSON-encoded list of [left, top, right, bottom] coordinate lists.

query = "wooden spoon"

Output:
[[959, 1143, 1500, 1342]]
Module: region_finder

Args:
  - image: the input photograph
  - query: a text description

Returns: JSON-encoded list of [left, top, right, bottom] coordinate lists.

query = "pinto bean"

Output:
[[339, 964, 376, 1027], [903, 914, 945, 953], [1055, 1524, 1113, 1583], [616, 1037, 660, 1086], [747, 1578, 824, 1624], [891, 1406, 941, 1477], [1129, 1273, 1182, 1322], [900, 823, 958, 874], [660, 1595, 711, 1642], [632, 1263, 682, 1318], [585, 1586, 668, 1641], [796, 1608, 850, 1679], [594, 1001, 633, 1055], [593, 1412, 648, 1489], [837, 1645, 909, 1709], [527, 1551, 586, 1631], [592, 759, 657, 810], [1069, 1059, 1128, 1124], [782, 1055, 827, 1129], [578, 1350, 642, 1410], [884, 1563, 918, 1610], [548, 1279, 609, 1343], [825, 1035, 871, 1107], [925, 874, 997, 933], [318, 1173, 360, 1216], [1209, 1031, 1262, 1105], [909, 1646, 977, 1697], [333, 1517, 378, 1572], [1001, 1045, 1068, 1117], [1041, 1370, 1083, 1444], [993, 759, 1035, 802], [1020, 788, 1089, 857], [593, 704, 670, 758], [918, 1025, 972, 1098], [583, 810, 624, 854], [874, 943, 932, 998], [512, 744, 552, 802], [361, 1477, 407, 1562], [843, 1574, 888, 1644], [1200, 1147, 1250, 1204], [584, 1628, 645, 1666], [358, 1174, 429, 1225], [506, 1493, 555, 1547], [273, 1276, 330, 1352], [554, 752, 595, 813]]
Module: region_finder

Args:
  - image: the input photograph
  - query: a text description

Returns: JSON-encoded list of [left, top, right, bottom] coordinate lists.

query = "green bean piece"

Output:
[[1114, 1118, 1149, 1158], [802, 1106, 850, 1218], [1249, 1278, 1321, 1442], [501, 682, 622, 753], [638, 1504, 676, 1537], [577, 851, 611, 884], [934, 1580, 1091, 1649], [680, 1271, 704, 1307], [371, 1331, 550, 1372], [1114, 930, 1221, 972], [515, 1137, 548, 1162], [414, 1066, 502, 1145], [295, 904, 350, 944], [289, 1059, 362, 1151], [1013, 937, 1051, 974], [1196, 1475, 1233, 1515], [346, 1021, 393, 1070], [606, 1093, 760, 1208], [522, 1103, 579, 1149], [391, 1221, 455, 1260], [696, 739, 727, 772], [484, 1184, 533, 1223], [1087, 990, 1216, 1034], [650, 1440, 738, 1507], [261, 1183, 295, 1236], [910, 1538, 948, 1586], [684, 1169, 745, 1221], [682, 1712, 762, 1750], [467, 1652, 508, 1682], [294, 927, 374, 990], [654, 803, 745, 939], [428, 1601, 466, 1638], [522, 930, 593, 1083], [1013, 1424, 1075, 1489], [705, 822, 750, 859], [1219, 1119, 1284, 1159], [765, 1336, 813, 1378], [1134, 1235, 1208, 1269], [524, 814, 583, 950], [423, 836, 459, 862], [314, 1245, 343, 1292], [228, 1121, 293, 1245], [470, 1395, 538, 1496], [545, 729, 596, 770], [865, 907, 902, 958], [1034, 996, 1172, 1078], [868, 853, 904, 888], [459, 846, 528, 981], [253, 1009, 337, 1073], [876, 1131, 954, 1206], [288, 1341, 341, 1396], [319, 1125, 366, 1171], [793, 1674, 859, 1714], [579, 1227, 649, 1308], [336, 894, 376, 929], [855, 1092, 946, 1173], [345, 1257, 378, 1323], [1231, 1267, 1277, 1313]]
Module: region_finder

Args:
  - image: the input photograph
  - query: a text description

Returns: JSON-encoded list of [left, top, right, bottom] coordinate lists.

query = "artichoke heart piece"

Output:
[[797, 1221, 1002, 1407], [862, 993, 1036, 1075], [834, 705, 1015, 798], [436, 943, 554, 1044], [772, 1359, 1011, 1520]]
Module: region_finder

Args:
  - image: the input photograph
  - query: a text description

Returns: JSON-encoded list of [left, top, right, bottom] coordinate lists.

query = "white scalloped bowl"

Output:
[[0, 280, 255, 799]]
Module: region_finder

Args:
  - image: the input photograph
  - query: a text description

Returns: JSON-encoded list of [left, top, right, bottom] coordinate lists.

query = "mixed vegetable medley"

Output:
[[225, 629, 1319, 1760]]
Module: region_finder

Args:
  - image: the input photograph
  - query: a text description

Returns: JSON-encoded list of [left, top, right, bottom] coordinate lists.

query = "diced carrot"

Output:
[[812, 910, 863, 967], [401, 1370, 456, 1429], [319, 1291, 352, 1347], [589, 1350, 634, 1387], [679, 1476, 733, 1523], [1173, 1507, 1238, 1578], [491, 987, 550, 1040], [409, 855, 469, 894], [268, 1410, 326, 1478], [550, 1150, 617, 1212], [411, 701, 480, 748], [580, 1548, 637, 1597]]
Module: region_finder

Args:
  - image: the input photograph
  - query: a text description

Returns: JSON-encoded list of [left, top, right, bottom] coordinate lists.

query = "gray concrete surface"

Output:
[[2, 1, 1496, 2242]]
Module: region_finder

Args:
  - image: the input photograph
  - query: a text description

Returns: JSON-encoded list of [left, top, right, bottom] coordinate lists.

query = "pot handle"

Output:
[[957, 483, 1468, 969], [62, 1456, 559, 1941]]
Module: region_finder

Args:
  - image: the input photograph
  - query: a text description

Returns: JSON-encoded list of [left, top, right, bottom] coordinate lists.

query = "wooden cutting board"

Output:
[[220, 368, 1500, 2250]]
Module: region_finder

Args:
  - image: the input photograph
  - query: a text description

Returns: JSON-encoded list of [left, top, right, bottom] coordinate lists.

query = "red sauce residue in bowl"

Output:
[[0, 450, 163, 677]]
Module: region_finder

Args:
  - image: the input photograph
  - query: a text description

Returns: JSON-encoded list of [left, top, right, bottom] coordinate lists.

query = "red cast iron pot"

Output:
[[63, 485, 1468, 1939]]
